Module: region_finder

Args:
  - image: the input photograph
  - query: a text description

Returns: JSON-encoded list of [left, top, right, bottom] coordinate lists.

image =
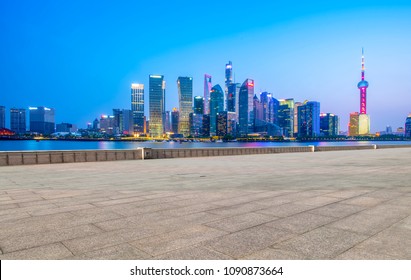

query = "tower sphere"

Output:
[[357, 80, 369, 89]]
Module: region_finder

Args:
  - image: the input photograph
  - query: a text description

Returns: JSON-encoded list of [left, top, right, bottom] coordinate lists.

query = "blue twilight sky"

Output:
[[1, 0, 411, 132]]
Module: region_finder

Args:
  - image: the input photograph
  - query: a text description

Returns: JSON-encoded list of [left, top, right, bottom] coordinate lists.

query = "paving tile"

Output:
[[155, 246, 231, 260], [206, 202, 268, 217], [205, 213, 277, 233], [256, 203, 317, 218], [0, 243, 73, 260], [264, 213, 337, 234], [62, 225, 178, 255], [92, 196, 145, 207], [243, 248, 306, 260], [131, 225, 227, 256], [0, 224, 102, 253], [328, 211, 407, 236], [0, 203, 19, 211], [308, 203, 366, 218], [349, 226, 411, 259], [0, 212, 32, 223], [68, 243, 151, 260], [336, 248, 395, 260], [28, 203, 95, 216], [294, 196, 341, 207], [365, 189, 405, 199], [203, 225, 293, 258], [340, 196, 387, 207], [273, 227, 369, 259], [325, 190, 374, 199]]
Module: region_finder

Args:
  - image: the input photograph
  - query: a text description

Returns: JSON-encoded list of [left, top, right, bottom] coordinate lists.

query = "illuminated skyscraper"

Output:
[[405, 114, 411, 138], [293, 102, 303, 135], [238, 79, 255, 135], [209, 84, 224, 135], [193, 96, 204, 114], [357, 48, 370, 135], [10, 108, 26, 133], [348, 112, 359, 136], [177, 77, 193, 136], [131, 83, 144, 134], [204, 74, 212, 114], [149, 75, 166, 137], [171, 108, 179, 134], [320, 113, 339, 136], [225, 61, 233, 109], [278, 98, 294, 137], [297, 101, 320, 137], [29, 106, 55, 135], [0, 106, 5, 128]]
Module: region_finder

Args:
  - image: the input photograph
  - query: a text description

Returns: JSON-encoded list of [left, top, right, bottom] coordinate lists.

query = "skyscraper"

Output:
[[171, 108, 179, 134], [216, 111, 236, 137], [293, 102, 303, 135], [193, 96, 204, 114], [0, 106, 5, 128], [209, 84, 224, 135], [10, 108, 26, 134], [131, 83, 144, 134], [149, 75, 165, 137], [405, 114, 411, 138], [204, 74, 212, 115], [297, 101, 320, 137], [238, 79, 255, 136], [177, 77, 193, 136], [29, 106, 55, 135], [278, 99, 294, 137], [225, 61, 233, 109], [357, 48, 370, 135], [348, 112, 360, 136], [320, 113, 339, 136]]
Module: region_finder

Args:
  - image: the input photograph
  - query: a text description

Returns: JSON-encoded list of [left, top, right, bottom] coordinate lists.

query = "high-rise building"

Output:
[[131, 83, 144, 134], [278, 99, 294, 137], [149, 75, 166, 137], [209, 84, 224, 135], [405, 114, 411, 138], [113, 109, 133, 135], [177, 77, 193, 137], [29, 106, 55, 135], [56, 123, 77, 133], [217, 111, 236, 137], [227, 83, 238, 113], [0, 106, 5, 128], [238, 79, 255, 136], [202, 114, 210, 137], [357, 48, 370, 135], [348, 112, 360, 136], [10, 108, 26, 134], [164, 111, 171, 133], [204, 74, 212, 115], [193, 96, 204, 114], [189, 113, 203, 137], [225, 61, 233, 109], [171, 108, 179, 134], [92, 118, 100, 130], [297, 101, 320, 138], [293, 102, 303, 135], [320, 113, 339, 136], [99, 115, 115, 135]]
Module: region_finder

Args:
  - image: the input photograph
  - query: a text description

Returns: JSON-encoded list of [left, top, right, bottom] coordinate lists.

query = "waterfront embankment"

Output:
[[1, 144, 411, 166]]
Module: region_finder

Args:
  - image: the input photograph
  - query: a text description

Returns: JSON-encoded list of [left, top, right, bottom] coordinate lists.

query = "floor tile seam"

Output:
[[0, 218, 109, 242], [0, 241, 73, 258], [333, 244, 402, 260], [27, 204, 97, 216], [0, 224, 106, 252], [153, 244, 232, 260]]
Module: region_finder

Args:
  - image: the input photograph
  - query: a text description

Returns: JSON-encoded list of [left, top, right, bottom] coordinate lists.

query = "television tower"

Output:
[[357, 48, 370, 134]]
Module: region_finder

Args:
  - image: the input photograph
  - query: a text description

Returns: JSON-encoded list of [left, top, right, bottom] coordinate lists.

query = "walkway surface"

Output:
[[0, 148, 410, 260]]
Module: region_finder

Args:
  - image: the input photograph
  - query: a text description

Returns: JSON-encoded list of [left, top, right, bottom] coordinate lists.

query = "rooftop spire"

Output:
[[361, 48, 365, 81]]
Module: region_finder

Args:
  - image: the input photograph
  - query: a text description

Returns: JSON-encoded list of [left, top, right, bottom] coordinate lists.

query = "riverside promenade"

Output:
[[0, 148, 410, 260]]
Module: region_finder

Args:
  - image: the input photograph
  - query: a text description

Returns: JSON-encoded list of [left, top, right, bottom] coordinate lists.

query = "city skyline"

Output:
[[1, 1, 411, 132]]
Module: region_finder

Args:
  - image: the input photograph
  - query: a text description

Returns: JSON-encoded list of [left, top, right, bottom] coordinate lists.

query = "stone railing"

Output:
[[1, 144, 411, 166]]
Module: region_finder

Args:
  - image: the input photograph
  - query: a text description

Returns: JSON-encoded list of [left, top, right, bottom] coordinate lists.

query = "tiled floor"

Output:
[[0, 148, 410, 259]]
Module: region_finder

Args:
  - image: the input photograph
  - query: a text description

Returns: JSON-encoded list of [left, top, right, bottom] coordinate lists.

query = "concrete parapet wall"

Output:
[[0, 144, 410, 166]]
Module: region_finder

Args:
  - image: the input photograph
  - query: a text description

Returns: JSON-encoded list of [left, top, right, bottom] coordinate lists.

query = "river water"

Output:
[[1, 140, 410, 151]]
